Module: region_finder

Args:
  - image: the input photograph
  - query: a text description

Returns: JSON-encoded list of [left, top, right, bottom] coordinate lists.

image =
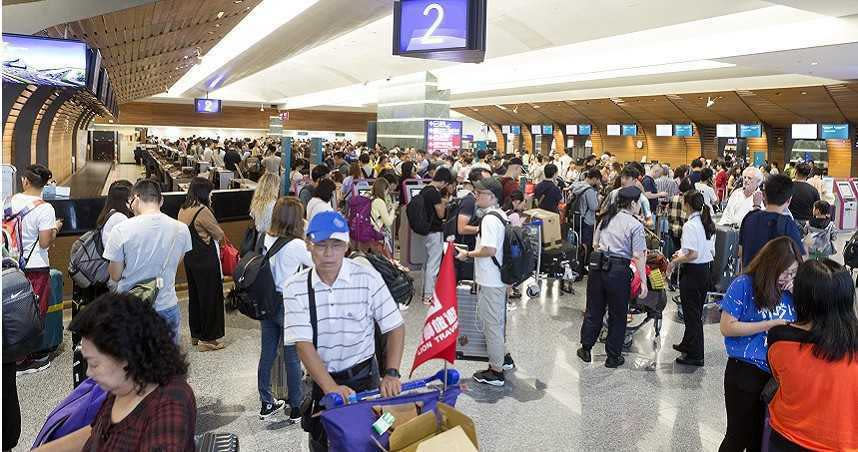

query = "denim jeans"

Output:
[[258, 318, 303, 408], [157, 304, 181, 345]]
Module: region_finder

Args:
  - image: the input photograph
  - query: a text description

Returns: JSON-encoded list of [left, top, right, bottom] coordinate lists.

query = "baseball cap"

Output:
[[475, 177, 503, 203], [306, 211, 350, 244], [618, 186, 642, 201], [508, 157, 523, 166]]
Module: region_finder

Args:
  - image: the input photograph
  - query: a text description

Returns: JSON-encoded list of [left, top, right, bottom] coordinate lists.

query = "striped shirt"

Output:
[[655, 176, 678, 202], [283, 258, 404, 373]]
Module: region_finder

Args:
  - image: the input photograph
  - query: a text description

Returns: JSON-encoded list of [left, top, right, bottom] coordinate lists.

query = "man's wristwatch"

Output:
[[384, 368, 401, 378]]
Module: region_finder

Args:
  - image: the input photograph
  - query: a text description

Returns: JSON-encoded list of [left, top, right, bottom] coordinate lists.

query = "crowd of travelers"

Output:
[[3, 136, 856, 451]]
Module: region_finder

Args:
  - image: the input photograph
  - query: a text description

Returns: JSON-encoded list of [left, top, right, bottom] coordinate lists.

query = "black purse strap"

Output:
[[307, 269, 318, 349]]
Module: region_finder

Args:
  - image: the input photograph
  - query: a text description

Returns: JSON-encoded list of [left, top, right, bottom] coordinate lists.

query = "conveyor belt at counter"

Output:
[[62, 161, 113, 198]]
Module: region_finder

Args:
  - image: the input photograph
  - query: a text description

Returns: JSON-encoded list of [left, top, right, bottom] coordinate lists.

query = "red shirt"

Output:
[[84, 376, 196, 451], [768, 326, 858, 451]]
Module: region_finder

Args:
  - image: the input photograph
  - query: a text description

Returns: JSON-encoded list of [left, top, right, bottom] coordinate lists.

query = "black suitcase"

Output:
[[712, 226, 740, 293], [455, 281, 506, 361], [196, 432, 239, 452]]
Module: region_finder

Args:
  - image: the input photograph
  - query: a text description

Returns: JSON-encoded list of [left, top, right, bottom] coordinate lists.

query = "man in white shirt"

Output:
[[456, 177, 515, 387], [283, 211, 404, 451], [719, 166, 764, 226], [557, 150, 573, 178], [104, 179, 192, 341]]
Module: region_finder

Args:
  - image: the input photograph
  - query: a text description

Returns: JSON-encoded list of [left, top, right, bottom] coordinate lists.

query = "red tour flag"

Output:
[[410, 241, 459, 376]]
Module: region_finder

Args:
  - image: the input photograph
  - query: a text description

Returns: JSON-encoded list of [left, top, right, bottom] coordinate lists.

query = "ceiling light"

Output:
[[260, 104, 264, 111], [810, 62, 818, 65], [233, 0, 242, 3], [217, 11, 225, 19], [801, 91, 807, 95], [215, 23, 221, 28], [208, 31, 214, 34], [533, 104, 540, 109]]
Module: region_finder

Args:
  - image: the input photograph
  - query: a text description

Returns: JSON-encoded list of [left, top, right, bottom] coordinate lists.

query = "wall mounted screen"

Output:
[[531, 124, 542, 135], [674, 124, 693, 137], [656, 124, 672, 137], [716, 124, 737, 138], [578, 124, 592, 136], [195, 98, 222, 113], [820, 123, 849, 140], [510, 124, 521, 135], [1, 34, 87, 87], [739, 124, 762, 138], [424, 119, 462, 154], [542, 124, 553, 135], [621, 124, 637, 136], [566, 124, 578, 135], [607, 124, 621, 136], [501, 125, 510, 134], [792, 123, 818, 140]]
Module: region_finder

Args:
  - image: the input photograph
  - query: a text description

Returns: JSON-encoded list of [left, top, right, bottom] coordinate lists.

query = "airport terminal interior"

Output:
[[2, 0, 858, 451]]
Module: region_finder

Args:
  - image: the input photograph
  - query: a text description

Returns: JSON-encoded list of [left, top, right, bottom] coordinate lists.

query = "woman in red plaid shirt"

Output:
[[34, 293, 195, 452]]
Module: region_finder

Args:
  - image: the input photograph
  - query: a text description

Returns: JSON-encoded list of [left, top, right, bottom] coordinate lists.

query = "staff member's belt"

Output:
[[588, 251, 630, 272], [328, 358, 374, 381]]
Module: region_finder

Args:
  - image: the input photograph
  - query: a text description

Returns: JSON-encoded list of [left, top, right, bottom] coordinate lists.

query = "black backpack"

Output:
[[443, 194, 476, 239], [406, 187, 432, 235], [227, 237, 289, 320], [68, 211, 117, 288], [844, 230, 858, 269], [2, 258, 43, 363], [352, 251, 414, 306], [566, 186, 594, 229], [483, 211, 537, 286]]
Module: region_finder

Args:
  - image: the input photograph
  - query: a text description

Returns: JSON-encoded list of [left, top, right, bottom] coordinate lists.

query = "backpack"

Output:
[[227, 237, 289, 320], [2, 257, 44, 363], [406, 187, 432, 236], [347, 195, 384, 243], [352, 251, 414, 306], [843, 230, 858, 268], [483, 211, 537, 286], [442, 195, 467, 240], [566, 186, 594, 229], [3, 199, 46, 267], [31, 378, 107, 448], [68, 213, 115, 288]]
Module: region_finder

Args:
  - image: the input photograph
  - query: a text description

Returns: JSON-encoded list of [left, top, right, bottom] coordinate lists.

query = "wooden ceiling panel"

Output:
[[615, 95, 690, 123], [752, 86, 846, 124], [826, 83, 858, 124], [38, 0, 263, 103], [497, 103, 545, 124], [735, 90, 801, 127], [568, 98, 634, 124], [535, 101, 590, 124]]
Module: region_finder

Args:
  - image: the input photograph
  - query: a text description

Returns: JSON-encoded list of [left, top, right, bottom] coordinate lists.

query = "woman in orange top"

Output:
[[767, 259, 858, 451]]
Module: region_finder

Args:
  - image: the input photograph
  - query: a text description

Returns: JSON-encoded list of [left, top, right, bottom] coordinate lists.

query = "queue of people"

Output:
[[3, 140, 857, 452]]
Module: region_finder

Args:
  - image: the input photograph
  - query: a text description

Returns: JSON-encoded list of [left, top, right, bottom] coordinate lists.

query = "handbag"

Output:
[[239, 224, 258, 256], [127, 231, 179, 305], [220, 237, 239, 277]]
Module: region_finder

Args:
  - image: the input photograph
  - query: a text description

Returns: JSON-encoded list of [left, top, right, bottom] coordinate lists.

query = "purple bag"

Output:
[[348, 195, 384, 243], [32, 378, 107, 448], [321, 385, 461, 452]]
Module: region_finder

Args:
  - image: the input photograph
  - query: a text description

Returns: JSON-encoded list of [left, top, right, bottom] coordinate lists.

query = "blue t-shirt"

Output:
[[739, 210, 805, 267], [721, 275, 796, 373]]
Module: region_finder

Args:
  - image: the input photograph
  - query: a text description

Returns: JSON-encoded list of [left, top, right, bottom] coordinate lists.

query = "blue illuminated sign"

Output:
[[195, 98, 222, 114], [578, 124, 592, 136], [820, 123, 849, 140], [622, 124, 637, 136], [739, 124, 762, 138], [674, 124, 693, 137], [542, 124, 553, 135], [510, 125, 521, 135], [398, 0, 469, 53]]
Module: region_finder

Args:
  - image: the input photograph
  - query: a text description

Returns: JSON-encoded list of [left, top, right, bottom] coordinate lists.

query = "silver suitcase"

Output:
[[455, 281, 506, 361]]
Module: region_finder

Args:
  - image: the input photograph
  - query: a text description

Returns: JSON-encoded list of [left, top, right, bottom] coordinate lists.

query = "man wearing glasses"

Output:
[[283, 211, 405, 452]]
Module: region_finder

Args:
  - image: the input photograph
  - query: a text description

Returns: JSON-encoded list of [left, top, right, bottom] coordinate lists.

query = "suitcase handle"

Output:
[[320, 368, 460, 409]]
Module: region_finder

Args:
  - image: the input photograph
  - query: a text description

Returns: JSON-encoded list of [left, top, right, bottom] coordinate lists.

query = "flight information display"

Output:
[[820, 123, 849, 140], [622, 124, 637, 136], [577, 124, 592, 135], [739, 124, 762, 138], [424, 119, 462, 154], [195, 98, 222, 113], [674, 124, 693, 137]]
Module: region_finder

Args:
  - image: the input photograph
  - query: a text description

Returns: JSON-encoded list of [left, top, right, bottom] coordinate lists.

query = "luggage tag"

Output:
[[156, 277, 164, 289]]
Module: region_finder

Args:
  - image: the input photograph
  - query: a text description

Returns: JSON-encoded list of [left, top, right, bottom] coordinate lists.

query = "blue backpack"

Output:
[[32, 378, 107, 448]]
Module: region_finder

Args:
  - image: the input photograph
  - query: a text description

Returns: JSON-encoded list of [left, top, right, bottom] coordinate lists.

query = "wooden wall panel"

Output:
[[49, 102, 84, 183], [96, 102, 375, 132], [827, 139, 852, 178], [521, 129, 533, 154], [601, 134, 637, 164], [490, 124, 505, 154], [747, 133, 769, 164], [553, 127, 565, 156]]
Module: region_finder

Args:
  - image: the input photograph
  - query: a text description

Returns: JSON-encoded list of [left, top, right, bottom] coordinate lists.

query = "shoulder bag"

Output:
[[127, 229, 180, 305]]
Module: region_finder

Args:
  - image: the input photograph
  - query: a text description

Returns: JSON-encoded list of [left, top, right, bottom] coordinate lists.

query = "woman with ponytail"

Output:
[[666, 190, 715, 367]]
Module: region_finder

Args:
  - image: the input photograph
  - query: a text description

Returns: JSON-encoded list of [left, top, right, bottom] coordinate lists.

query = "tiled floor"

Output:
[[99, 163, 147, 195], [14, 277, 732, 452]]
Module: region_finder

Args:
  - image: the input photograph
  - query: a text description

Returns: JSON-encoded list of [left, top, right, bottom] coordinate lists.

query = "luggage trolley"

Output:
[[524, 220, 544, 297]]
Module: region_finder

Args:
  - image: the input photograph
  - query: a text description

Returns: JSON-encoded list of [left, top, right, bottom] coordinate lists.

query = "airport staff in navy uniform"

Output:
[[578, 186, 648, 368]]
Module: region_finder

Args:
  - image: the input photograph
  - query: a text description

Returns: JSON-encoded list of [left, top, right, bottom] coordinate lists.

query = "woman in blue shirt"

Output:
[[718, 236, 801, 452]]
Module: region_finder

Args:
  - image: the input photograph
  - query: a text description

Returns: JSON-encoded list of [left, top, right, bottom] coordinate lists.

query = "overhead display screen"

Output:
[[501, 125, 510, 134], [393, 0, 486, 63], [424, 119, 462, 154], [1, 34, 87, 87], [542, 124, 553, 135], [792, 123, 818, 140], [607, 124, 621, 136], [622, 124, 637, 136], [510, 124, 521, 135], [578, 124, 592, 136], [656, 124, 672, 137], [738, 124, 762, 138], [674, 124, 693, 137], [86, 48, 102, 93], [195, 98, 222, 113], [531, 124, 542, 135], [565, 124, 578, 135], [716, 124, 737, 138], [820, 123, 849, 140]]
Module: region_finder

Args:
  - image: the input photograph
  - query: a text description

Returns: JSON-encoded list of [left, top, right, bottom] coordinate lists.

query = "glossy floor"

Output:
[[13, 276, 733, 452]]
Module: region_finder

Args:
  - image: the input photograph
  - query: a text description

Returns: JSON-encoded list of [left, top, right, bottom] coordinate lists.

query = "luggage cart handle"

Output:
[[320, 369, 460, 409]]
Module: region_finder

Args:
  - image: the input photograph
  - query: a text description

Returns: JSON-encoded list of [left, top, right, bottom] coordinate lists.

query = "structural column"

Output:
[[377, 72, 450, 150]]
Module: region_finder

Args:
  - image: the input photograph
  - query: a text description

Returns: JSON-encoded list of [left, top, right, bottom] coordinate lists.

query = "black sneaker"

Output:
[[502, 353, 516, 370], [16, 357, 50, 376], [286, 405, 302, 422], [473, 368, 505, 386], [576, 347, 591, 363], [509, 288, 522, 299], [259, 400, 286, 420], [605, 355, 625, 368]]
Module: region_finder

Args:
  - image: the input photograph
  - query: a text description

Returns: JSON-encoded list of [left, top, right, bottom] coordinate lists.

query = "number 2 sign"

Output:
[[393, 0, 487, 63]]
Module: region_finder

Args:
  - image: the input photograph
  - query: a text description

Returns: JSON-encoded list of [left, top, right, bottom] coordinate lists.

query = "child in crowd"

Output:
[[803, 200, 836, 260], [507, 190, 526, 227]]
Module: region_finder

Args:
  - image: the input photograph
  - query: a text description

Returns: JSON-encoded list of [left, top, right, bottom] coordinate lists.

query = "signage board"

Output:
[[424, 119, 462, 154], [501, 125, 510, 134], [656, 124, 672, 137], [716, 124, 737, 138], [542, 124, 553, 135], [510, 124, 521, 135], [621, 124, 637, 136], [820, 123, 849, 140], [674, 124, 693, 137], [393, 0, 487, 63], [792, 123, 818, 140], [578, 124, 592, 136], [607, 124, 621, 136], [739, 124, 762, 138], [195, 98, 222, 114], [566, 124, 578, 135], [531, 124, 542, 135]]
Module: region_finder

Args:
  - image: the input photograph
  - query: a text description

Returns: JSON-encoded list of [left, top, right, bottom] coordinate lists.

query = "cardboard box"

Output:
[[388, 403, 478, 452], [524, 208, 562, 246]]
